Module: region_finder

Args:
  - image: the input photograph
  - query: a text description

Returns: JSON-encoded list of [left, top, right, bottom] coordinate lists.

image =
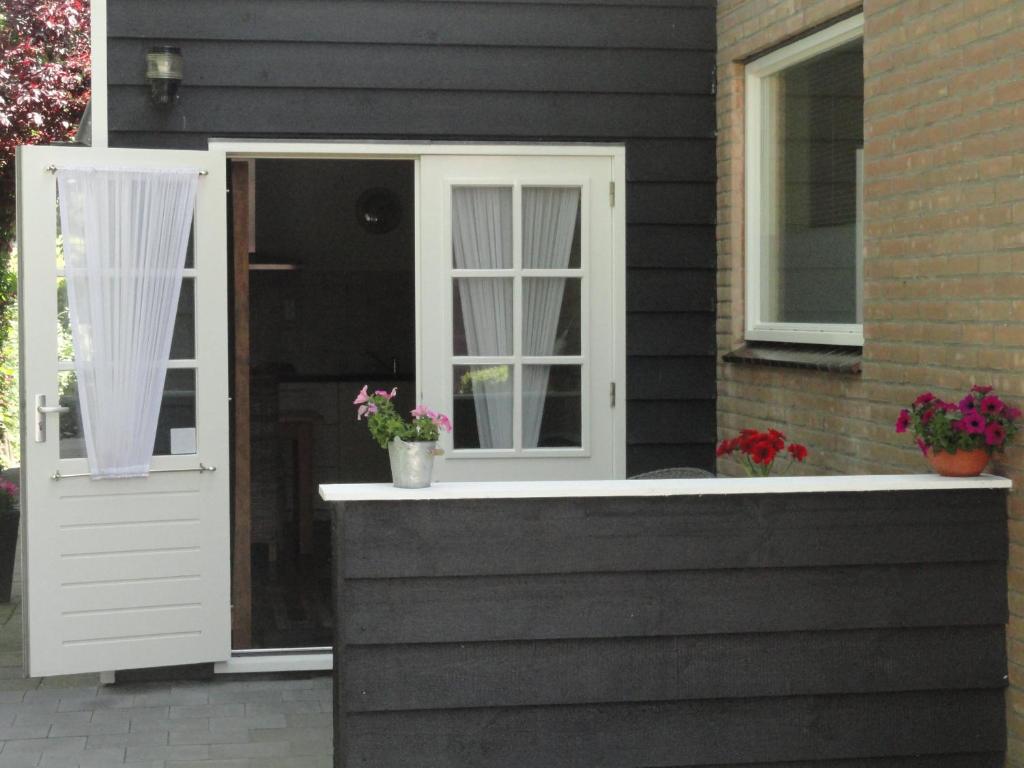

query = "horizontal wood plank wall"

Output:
[[105, 0, 718, 473], [332, 488, 1008, 767]]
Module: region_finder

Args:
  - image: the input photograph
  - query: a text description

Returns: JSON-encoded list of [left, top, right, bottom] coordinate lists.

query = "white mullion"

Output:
[[580, 178, 591, 454], [452, 268, 514, 278], [522, 356, 583, 366], [520, 269, 582, 279], [512, 181, 523, 454]]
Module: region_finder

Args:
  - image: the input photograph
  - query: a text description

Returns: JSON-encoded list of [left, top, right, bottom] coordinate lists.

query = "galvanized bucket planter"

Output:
[[388, 438, 442, 488]]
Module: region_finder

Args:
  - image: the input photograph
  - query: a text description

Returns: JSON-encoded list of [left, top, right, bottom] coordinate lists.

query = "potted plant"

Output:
[[895, 385, 1020, 476], [716, 428, 808, 476], [354, 386, 452, 488], [0, 477, 19, 604]]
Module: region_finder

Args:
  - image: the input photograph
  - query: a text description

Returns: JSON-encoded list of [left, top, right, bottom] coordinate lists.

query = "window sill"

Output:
[[723, 342, 862, 374]]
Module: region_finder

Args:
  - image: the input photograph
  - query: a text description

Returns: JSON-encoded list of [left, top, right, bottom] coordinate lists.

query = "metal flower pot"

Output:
[[388, 438, 441, 489]]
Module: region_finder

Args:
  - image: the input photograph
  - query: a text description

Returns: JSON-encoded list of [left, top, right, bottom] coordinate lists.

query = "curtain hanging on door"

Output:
[[57, 167, 198, 478]]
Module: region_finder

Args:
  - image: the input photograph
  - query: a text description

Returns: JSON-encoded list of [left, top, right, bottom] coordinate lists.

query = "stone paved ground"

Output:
[[0, 544, 333, 768]]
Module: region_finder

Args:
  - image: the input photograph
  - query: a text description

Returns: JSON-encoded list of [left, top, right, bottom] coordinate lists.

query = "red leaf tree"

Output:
[[0, 1, 90, 461]]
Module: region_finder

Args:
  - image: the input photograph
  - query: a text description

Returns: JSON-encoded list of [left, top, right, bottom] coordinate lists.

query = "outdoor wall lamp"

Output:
[[146, 46, 183, 105]]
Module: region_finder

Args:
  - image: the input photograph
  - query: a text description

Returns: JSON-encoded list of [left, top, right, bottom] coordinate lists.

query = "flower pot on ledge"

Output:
[[926, 447, 990, 477]]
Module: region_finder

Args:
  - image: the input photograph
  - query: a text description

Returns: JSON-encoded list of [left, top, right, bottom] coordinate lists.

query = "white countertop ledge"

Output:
[[319, 474, 1011, 502]]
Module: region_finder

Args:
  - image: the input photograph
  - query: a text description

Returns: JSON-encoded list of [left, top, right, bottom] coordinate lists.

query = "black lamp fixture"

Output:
[[146, 46, 183, 105]]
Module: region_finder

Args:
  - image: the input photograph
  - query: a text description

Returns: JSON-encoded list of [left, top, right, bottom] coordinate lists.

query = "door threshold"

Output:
[[215, 647, 332, 674]]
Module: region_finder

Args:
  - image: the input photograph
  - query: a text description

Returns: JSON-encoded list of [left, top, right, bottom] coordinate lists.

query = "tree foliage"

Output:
[[0, 1, 90, 464]]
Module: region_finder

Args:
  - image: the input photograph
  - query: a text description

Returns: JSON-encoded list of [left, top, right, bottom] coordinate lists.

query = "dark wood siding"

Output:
[[332, 488, 1008, 766], [105, 0, 718, 473]]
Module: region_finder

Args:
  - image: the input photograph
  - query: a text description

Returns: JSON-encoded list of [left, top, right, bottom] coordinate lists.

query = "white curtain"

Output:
[[521, 188, 580, 448], [57, 167, 198, 478], [452, 187, 513, 449]]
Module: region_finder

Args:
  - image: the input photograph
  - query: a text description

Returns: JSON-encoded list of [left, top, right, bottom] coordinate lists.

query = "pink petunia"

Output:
[[1006, 407, 1022, 421], [411, 404, 430, 419], [958, 395, 976, 412], [895, 409, 910, 434], [356, 403, 378, 420], [979, 396, 1004, 415], [971, 385, 994, 394], [985, 422, 1006, 446], [353, 385, 370, 405], [913, 392, 935, 406], [916, 438, 928, 456], [433, 413, 453, 432], [961, 410, 985, 435], [374, 388, 397, 400]]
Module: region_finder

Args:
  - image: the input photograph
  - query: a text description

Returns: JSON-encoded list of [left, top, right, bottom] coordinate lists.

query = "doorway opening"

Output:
[[229, 158, 416, 650]]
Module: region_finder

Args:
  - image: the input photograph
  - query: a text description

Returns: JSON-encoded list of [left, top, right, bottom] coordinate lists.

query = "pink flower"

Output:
[[895, 409, 910, 434], [375, 388, 397, 400], [985, 422, 1006, 446], [356, 403, 378, 420], [961, 410, 985, 435], [921, 408, 935, 424], [1007, 407, 1022, 420], [433, 413, 453, 432], [916, 438, 928, 456], [353, 385, 370, 405], [979, 396, 1004, 415], [411, 404, 430, 419], [971, 385, 994, 394], [913, 392, 935, 406], [958, 395, 976, 412]]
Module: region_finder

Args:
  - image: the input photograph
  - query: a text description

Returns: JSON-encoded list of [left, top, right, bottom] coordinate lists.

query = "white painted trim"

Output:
[[209, 140, 626, 161], [320, 474, 1012, 502], [89, 0, 108, 148], [215, 652, 332, 674], [744, 14, 865, 345]]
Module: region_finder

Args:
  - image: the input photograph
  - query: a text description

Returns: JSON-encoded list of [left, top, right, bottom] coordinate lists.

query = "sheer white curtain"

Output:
[[452, 187, 513, 449], [521, 188, 580, 448], [57, 167, 198, 478]]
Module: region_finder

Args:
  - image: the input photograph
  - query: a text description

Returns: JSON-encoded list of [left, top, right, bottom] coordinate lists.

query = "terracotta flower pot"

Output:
[[926, 447, 990, 477]]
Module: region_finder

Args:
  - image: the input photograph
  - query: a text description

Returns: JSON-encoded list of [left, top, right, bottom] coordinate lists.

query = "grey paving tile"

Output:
[[57, 696, 135, 713], [131, 692, 208, 709], [210, 742, 291, 760], [206, 691, 282, 705], [91, 707, 170, 725], [164, 761, 248, 768], [250, 757, 331, 768], [167, 705, 242, 721], [0, 704, 58, 722], [167, 731, 248, 747], [121, 762, 167, 768], [48, 720, 130, 738], [12, 712, 91, 728], [248, 727, 331, 745], [21, 690, 95, 705], [280, 690, 331, 703], [0, 724, 51, 740], [283, 713, 330, 728], [37, 747, 126, 767], [85, 731, 168, 750], [0, 752, 43, 768], [243, 702, 319, 718], [125, 745, 209, 763], [127, 718, 207, 735], [208, 716, 285, 732], [0, 690, 25, 703], [1, 736, 87, 754]]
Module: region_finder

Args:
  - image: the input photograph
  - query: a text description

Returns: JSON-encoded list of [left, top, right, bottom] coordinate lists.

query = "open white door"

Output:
[[16, 145, 230, 677]]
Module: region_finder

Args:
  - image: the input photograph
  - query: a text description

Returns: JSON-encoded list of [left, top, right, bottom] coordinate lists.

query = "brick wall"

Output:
[[716, 0, 1024, 759]]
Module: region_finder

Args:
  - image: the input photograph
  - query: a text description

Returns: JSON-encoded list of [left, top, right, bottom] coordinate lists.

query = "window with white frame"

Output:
[[745, 14, 865, 346]]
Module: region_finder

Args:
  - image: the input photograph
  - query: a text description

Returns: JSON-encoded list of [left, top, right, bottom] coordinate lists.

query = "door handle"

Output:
[[35, 395, 69, 443]]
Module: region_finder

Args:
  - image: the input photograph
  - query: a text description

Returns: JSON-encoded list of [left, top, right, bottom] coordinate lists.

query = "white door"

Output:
[[17, 145, 230, 677], [420, 153, 625, 481]]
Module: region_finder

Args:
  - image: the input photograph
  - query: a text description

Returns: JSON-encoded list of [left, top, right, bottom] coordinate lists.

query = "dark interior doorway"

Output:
[[230, 158, 416, 649]]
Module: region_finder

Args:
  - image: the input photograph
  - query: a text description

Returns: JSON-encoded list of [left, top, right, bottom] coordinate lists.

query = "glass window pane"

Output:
[[170, 278, 195, 359], [58, 371, 86, 459], [524, 365, 581, 448], [453, 278, 513, 356], [453, 365, 513, 450], [761, 38, 863, 324], [451, 187, 512, 270], [523, 278, 580, 356], [58, 369, 197, 459], [57, 279, 73, 362], [523, 187, 581, 269]]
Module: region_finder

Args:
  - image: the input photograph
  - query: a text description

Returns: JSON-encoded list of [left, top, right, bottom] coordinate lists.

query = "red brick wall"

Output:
[[717, 0, 1024, 759]]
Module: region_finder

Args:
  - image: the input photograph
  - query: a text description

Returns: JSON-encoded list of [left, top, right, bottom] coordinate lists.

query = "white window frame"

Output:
[[744, 13, 865, 346]]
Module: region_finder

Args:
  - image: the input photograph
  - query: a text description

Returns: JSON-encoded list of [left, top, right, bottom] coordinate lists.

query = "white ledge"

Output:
[[319, 474, 1012, 503]]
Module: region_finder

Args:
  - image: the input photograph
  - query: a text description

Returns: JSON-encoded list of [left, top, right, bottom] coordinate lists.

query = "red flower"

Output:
[[787, 443, 808, 461], [985, 422, 1006, 447], [895, 409, 910, 434], [971, 385, 994, 394], [961, 410, 985, 435], [916, 438, 928, 456], [750, 442, 776, 465], [715, 439, 733, 457], [979, 396, 1004, 415], [913, 392, 935, 406]]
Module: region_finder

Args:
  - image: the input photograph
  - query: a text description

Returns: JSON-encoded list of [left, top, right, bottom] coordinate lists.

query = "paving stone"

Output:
[[283, 713, 330, 729], [206, 690, 283, 705], [48, 719, 130, 737], [209, 716, 285, 732], [57, 695, 135, 713], [167, 731, 248, 747], [37, 747, 126, 767], [1, 736, 87, 754], [12, 711, 92, 728], [168, 705, 242, 721], [249, 727, 331, 745], [85, 731, 169, 750], [0, 752, 43, 768], [243, 702, 319, 718], [210, 741, 291, 760], [131, 692, 208, 708], [0, 724, 51, 740], [126, 745, 210, 762], [91, 707, 170, 725], [250, 757, 331, 768], [165, 761, 248, 768], [127, 718, 208, 735]]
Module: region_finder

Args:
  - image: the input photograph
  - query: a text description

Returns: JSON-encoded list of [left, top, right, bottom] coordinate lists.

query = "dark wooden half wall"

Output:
[[330, 485, 1008, 767]]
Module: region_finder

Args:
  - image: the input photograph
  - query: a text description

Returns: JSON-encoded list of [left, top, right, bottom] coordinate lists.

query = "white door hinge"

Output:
[[609, 181, 616, 207], [610, 382, 617, 408]]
